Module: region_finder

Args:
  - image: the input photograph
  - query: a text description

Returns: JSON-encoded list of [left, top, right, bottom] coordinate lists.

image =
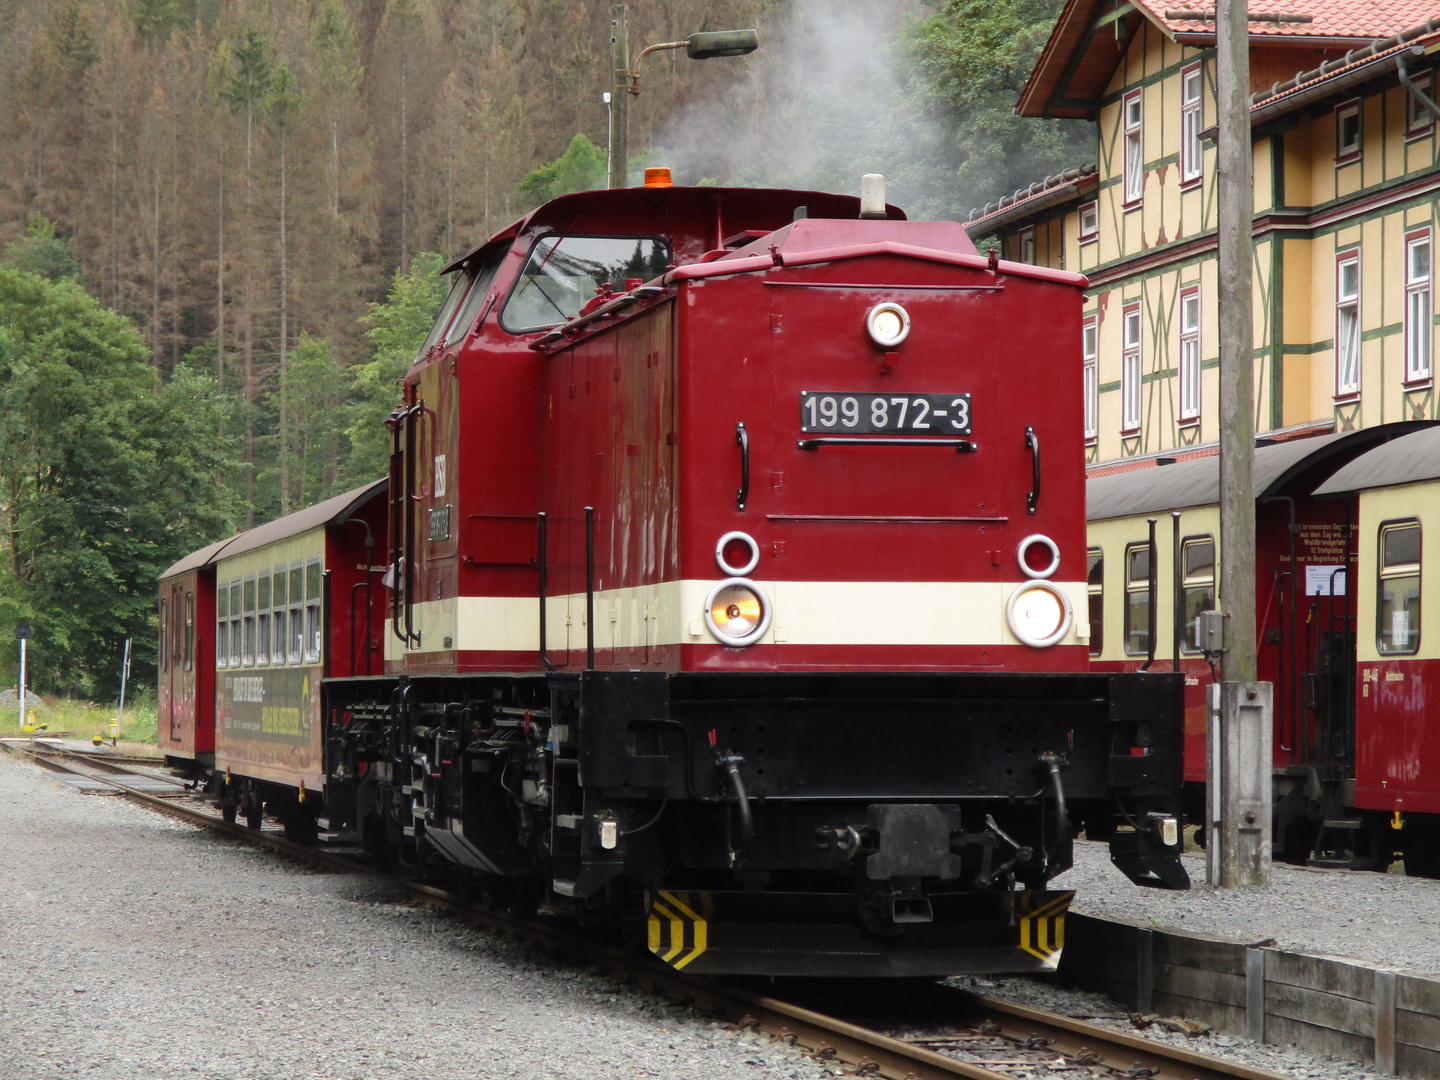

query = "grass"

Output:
[[0, 690, 159, 747]]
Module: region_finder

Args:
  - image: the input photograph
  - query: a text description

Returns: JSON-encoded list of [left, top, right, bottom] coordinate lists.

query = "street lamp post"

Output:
[[608, 5, 759, 188]]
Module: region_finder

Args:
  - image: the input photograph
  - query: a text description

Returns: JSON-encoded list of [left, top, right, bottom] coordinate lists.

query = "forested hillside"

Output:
[[0, 0, 1085, 698]]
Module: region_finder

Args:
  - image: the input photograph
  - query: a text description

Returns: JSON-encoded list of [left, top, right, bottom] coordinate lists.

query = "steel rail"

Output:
[[1, 739, 1284, 1080]]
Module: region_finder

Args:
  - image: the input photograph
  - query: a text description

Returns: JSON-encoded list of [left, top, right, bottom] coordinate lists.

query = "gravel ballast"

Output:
[[1054, 839, 1440, 973], [0, 754, 826, 1080]]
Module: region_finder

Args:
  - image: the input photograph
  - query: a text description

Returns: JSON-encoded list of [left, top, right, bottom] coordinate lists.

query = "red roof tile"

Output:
[[1141, 0, 1440, 40]]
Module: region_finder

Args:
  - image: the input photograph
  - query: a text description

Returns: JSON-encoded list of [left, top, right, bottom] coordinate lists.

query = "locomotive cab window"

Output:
[[500, 235, 671, 333], [1378, 520, 1421, 655], [415, 271, 473, 361], [1180, 536, 1215, 653], [1086, 547, 1104, 656], [442, 245, 508, 348], [1124, 543, 1151, 655]]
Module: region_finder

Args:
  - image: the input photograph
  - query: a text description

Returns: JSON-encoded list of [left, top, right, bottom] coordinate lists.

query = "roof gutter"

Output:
[[1398, 46, 1440, 121], [964, 180, 1090, 236]]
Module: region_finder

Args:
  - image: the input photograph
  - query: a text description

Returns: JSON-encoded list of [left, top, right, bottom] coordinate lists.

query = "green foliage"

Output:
[[343, 252, 448, 484], [902, 0, 1092, 212], [0, 269, 239, 699], [280, 333, 349, 506], [221, 25, 274, 117], [6, 215, 79, 282], [516, 133, 607, 208]]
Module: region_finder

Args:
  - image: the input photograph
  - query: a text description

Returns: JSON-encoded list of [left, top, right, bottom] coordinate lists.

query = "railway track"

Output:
[[1, 738, 1286, 1080]]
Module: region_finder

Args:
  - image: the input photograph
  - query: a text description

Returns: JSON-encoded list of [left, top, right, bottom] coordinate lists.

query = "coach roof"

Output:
[[1315, 425, 1440, 496], [159, 479, 387, 579]]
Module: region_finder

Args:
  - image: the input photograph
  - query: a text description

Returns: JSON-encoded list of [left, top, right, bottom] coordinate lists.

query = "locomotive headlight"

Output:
[[704, 578, 773, 647], [865, 302, 911, 348], [1006, 582, 1073, 648]]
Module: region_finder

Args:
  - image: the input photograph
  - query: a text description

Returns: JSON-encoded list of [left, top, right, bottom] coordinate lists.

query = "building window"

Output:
[[159, 597, 168, 672], [305, 557, 323, 664], [229, 580, 242, 668], [1180, 536, 1216, 652], [1121, 302, 1142, 433], [1087, 547, 1104, 657], [1083, 316, 1099, 441], [1078, 202, 1098, 242], [1019, 227, 1036, 264], [256, 572, 270, 666], [1378, 519, 1421, 655], [1407, 71, 1434, 137], [215, 584, 227, 669], [1406, 230, 1432, 383], [1180, 64, 1203, 186], [1124, 542, 1151, 655], [1179, 287, 1200, 422], [1335, 251, 1360, 397], [184, 591, 194, 672], [1123, 90, 1144, 206], [272, 566, 287, 666], [1336, 100, 1361, 161]]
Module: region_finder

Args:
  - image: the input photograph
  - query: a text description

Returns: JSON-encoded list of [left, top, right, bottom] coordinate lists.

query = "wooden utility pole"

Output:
[[1211, 0, 1272, 887], [609, 4, 629, 188]]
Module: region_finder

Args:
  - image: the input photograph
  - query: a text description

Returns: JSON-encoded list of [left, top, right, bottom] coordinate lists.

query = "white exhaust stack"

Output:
[[860, 174, 887, 219]]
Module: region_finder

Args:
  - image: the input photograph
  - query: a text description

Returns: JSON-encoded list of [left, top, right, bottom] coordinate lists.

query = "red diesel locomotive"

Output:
[[159, 176, 1188, 977]]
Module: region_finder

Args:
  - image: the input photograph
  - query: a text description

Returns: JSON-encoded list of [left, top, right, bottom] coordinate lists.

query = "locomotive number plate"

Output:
[[799, 392, 972, 434]]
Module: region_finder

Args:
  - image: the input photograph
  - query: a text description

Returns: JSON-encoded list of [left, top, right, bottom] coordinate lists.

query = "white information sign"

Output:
[[1393, 610, 1411, 649], [1306, 565, 1346, 596]]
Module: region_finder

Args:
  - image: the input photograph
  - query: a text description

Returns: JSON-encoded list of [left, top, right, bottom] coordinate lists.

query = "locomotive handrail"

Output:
[[797, 437, 976, 452], [736, 422, 749, 511], [1025, 426, 1040, 514]]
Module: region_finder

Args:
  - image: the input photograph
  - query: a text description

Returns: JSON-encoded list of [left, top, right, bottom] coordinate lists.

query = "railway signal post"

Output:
[[1214, 0, 1272, 887]]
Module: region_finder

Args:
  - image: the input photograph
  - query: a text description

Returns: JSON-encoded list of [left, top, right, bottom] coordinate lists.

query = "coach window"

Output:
[[272, 567, 287, 666], [184, 591, 194, 672], [1378, 520, 1422, 655], [256, 572, 270, 666], [305, 557, 322, 664], [159, 597, 169, 672], [1087, 547, 1104, 656], [1124, 543, 1150, 655], [1180, 537, 1216, 652], [500, 235, 671, 333], [215, 585, 227, 669], [242, 576, 256, 666], [288, 562, 304, 665], [229, 580, 243, 668]]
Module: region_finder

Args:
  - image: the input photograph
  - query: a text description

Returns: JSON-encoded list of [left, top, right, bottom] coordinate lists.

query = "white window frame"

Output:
[[1180, 64, 1203, 186], [1123, 90, 1144, 207], [1336, 100, 1361, 162], [1407, 71, 1434, 137], [1083, 315, 1099, 441], [1078, 201, 1098, 242], [1018, 227, 1036, 264], [1335, 250, 1360, 398], [1179, 286, 1200, 422], [1121, 302, 1142, 433], [1406, 229, 1432, 384]]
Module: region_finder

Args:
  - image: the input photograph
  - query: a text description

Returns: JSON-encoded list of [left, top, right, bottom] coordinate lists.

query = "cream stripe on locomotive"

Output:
[[386, 578, 1090, 657]]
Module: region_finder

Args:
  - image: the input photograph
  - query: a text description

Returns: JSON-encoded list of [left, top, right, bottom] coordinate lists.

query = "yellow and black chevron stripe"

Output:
[[1018, 891, 1073, 968], [647, 890, 709, 969]]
